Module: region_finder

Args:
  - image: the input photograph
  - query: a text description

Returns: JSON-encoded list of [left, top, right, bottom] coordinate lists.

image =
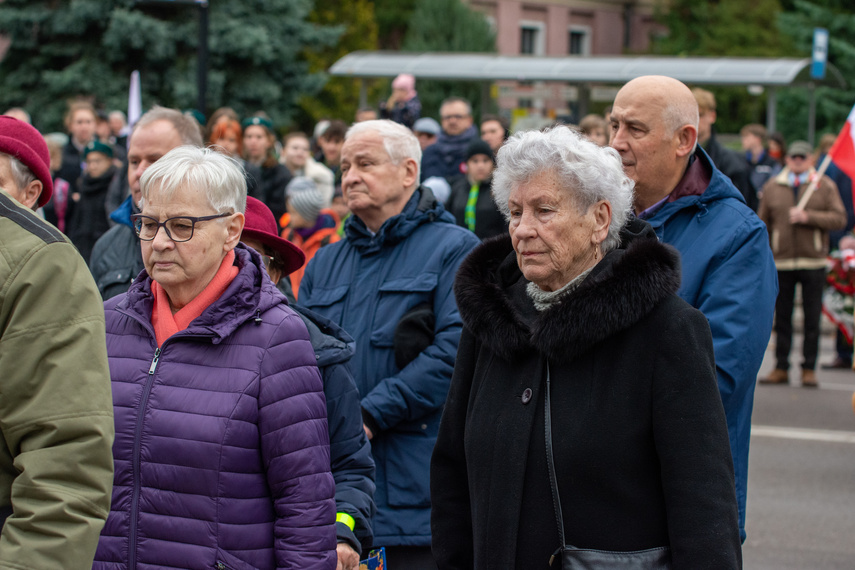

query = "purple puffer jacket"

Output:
[[95, 244, 336, 570]]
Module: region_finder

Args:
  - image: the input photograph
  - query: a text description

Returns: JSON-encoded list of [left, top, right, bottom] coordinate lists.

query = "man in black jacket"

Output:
[[693, 88, 758, 210], [740, 123, 781, 196], [89, 107, 203, 298]]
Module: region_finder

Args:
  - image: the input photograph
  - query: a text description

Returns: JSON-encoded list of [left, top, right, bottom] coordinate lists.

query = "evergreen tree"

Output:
[[0, 0, 339, 132], [402, 0, 496, 121], [776, 0, 855, 142]]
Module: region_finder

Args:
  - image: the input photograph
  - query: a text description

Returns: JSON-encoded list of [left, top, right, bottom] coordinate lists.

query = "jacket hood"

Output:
[[455, 220, 682, 362], [696, 147, 746, 204], [291, 304, 355, 367], [118, 243, 286, 344], [654, 148, 746, 222], [344, 186, 455, 255], [109, 194, 136, 228]]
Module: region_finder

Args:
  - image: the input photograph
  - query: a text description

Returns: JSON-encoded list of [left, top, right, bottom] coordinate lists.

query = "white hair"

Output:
[[0, 152, 37, 193], [345, 119, 422, 182], [492, 126, 634, 253], [132, 106, 204, 148], [139, 145, 247, 213]]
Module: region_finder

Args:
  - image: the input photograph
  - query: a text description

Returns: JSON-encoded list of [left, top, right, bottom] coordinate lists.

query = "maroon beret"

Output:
[[0, 116, 53, 207], [241, 196, 306, 276]]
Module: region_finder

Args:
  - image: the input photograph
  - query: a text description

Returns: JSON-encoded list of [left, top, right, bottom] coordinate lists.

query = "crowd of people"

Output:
[[1, 71, 854, 569]]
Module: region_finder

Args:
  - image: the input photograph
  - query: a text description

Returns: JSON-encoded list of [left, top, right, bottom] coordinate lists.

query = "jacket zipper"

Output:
[[129, 347, 160, 569], [114, 301, 236, 568]]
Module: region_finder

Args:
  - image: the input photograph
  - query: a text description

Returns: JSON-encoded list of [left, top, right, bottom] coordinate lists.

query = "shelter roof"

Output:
[[330, 51, 845, 88]]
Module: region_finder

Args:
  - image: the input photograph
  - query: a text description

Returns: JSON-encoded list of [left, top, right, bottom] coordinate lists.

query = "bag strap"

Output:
[[544, 363, 566, 566]]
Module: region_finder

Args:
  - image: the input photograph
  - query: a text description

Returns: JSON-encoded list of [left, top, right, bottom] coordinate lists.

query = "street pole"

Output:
[[197, 1, 208, 114], [808, 82, 816, 147], [767, 87, 777, 134]]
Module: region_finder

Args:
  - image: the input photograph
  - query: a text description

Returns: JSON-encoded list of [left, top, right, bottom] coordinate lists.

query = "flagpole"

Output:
[[128, 70, 142, 129], [795, 152, 833, 210]]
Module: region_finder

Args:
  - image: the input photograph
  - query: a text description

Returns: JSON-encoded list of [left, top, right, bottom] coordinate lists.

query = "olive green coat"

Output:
[[0, 190, 114, 569]]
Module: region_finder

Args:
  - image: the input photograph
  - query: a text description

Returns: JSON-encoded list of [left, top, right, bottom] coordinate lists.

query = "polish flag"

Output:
[[828, 103, 855, 182]]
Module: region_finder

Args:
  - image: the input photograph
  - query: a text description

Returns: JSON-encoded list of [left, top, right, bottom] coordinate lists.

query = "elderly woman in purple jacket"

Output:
[[94, 146, 337, 570]]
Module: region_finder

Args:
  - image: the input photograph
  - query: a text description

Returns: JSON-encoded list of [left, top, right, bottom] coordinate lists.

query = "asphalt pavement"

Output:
[[743, 331, 855, 569]]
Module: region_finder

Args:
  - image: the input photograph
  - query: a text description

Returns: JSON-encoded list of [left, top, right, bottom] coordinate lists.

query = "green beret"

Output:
[[83, 139, 113, 159], [184, 109, 206, 126], [242, 116, 274, 131]]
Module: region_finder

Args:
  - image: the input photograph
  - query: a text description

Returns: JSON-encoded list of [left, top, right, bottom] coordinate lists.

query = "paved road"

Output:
[[744, 332, 855, 569]]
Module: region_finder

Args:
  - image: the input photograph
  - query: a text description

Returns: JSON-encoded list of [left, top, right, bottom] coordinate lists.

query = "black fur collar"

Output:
[[454, 233, 682, 362]]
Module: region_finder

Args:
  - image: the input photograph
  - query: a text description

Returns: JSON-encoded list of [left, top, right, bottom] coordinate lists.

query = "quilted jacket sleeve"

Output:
[[258, 311, 337, 570]]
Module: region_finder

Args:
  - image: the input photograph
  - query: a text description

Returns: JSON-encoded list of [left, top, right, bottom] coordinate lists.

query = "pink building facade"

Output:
[[467, 0, 662, 122]]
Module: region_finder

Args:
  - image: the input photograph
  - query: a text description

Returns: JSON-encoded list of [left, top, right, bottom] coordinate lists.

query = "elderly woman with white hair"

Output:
[[430, 127, 741, 569], [94, 146, 337, 569]]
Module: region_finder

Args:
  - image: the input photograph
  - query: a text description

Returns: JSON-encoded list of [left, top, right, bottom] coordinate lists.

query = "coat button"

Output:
[[521, 388, 533, 404]]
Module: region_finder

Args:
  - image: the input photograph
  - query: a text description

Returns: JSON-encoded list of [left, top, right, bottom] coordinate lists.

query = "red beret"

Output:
[[241, 196, 306, 276], [0, 116, 53, 207]]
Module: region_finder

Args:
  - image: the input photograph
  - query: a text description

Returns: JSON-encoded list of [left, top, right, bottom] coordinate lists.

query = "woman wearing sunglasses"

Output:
[[94, 146, 337, 569]]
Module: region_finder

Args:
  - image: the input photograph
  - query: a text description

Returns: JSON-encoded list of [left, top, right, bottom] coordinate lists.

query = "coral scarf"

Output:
[[151, 250, 239, 347]]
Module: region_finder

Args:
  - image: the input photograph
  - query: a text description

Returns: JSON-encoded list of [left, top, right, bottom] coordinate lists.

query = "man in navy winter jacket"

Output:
[[300, 120, 480, 568], [610, 76, 778, 542], [420, 97, 478, 182]]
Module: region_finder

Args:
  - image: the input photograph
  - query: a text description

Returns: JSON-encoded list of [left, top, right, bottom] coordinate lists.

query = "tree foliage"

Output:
[[298, 0, 379, 129], [650, 0, 791, 135], [374, 0, 417, 50], [401, 0, 496, 121], [0, 0, 339, 132], [650, 0, 855, 142], [775, 0, 855, 141], [652, 0, 787, 57]]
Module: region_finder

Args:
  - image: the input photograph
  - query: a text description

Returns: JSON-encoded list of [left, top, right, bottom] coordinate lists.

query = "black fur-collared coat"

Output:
[[430, 223, 742, 569]]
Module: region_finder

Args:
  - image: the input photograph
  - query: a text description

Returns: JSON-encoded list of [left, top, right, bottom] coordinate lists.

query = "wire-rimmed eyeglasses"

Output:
[[130, 213, 231, 243]]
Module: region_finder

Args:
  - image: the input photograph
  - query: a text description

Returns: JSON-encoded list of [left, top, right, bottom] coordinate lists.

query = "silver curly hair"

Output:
[[492, 126, 635, 253]]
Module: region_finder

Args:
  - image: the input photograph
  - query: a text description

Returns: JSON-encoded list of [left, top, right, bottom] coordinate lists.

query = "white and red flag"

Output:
[[795, 103, 855, 210], [828, 103, 855, 182]]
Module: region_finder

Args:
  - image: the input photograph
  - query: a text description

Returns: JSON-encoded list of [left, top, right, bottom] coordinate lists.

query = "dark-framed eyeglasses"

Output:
[[789, 154, 807, 161], [131, 212, 231, 242], [441, 114, 468, 121]]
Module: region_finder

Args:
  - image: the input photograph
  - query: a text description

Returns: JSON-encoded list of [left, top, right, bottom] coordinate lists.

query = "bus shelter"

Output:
[[330, 51, 846, 136]]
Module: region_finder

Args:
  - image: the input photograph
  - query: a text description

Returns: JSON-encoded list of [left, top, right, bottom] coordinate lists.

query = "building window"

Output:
[[520, 21, 545, 55], [521, 28, 537, 54], [568, 26, 591, 55]]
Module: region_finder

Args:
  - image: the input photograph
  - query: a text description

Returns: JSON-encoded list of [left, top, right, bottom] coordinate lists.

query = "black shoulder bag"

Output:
[[544, 364, 673, 569]]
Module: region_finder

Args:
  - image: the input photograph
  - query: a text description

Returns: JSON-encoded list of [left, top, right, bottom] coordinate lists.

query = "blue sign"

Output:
[[811, 28, 828, 80]]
